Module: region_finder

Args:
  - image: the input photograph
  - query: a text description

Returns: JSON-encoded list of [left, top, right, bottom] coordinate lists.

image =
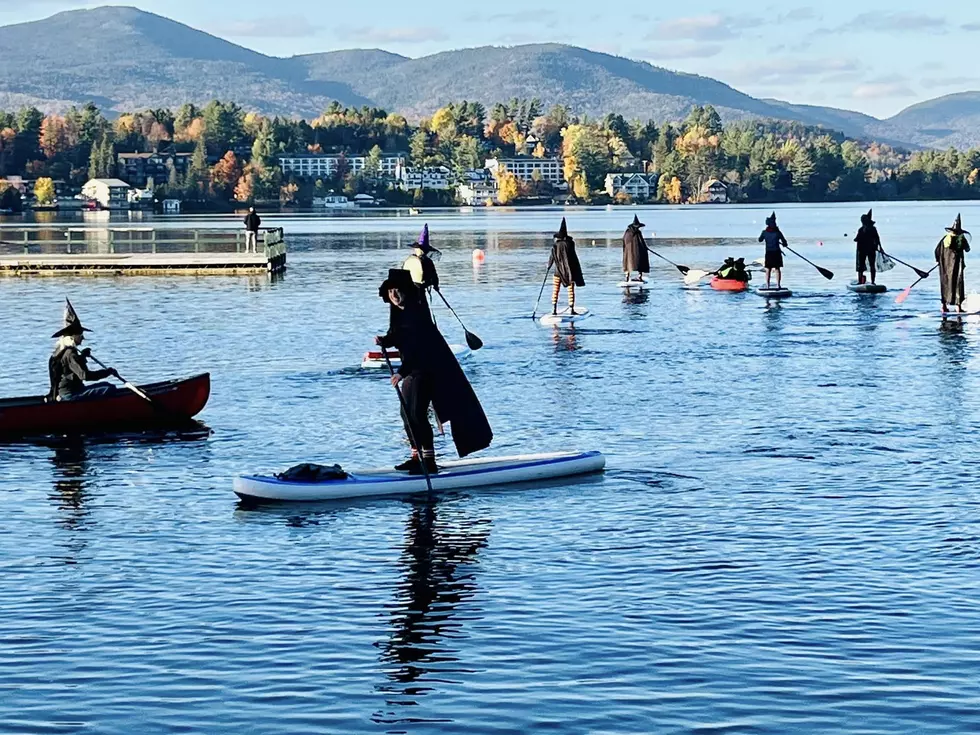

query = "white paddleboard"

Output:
[[234, 450, 607, 502], [539, 308, 591, 326], [617, 280, 649, 289], [756, 287, 792, 299], [848, 282, 887, 294], [361, 343, 470, 369]]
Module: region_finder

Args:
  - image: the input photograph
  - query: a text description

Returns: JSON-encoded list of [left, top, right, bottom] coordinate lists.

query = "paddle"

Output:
[[435, 290, 483, 350], [881, 250, 930, 279], [531, 265, 553, 319], [646, 246, 690, 275], [895, 264, 939, 305], [87, 354, 155, 405], [380, 345, 434, 496], [782, 244, 834, 280]]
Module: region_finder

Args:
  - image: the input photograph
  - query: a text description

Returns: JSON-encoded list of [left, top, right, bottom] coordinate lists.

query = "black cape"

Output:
[[854, 224, 881, 266], [548, 236, 585, 287], [380, 295, 492, 458], [935, 234, 970, 306], [622, 225, 650, 273]]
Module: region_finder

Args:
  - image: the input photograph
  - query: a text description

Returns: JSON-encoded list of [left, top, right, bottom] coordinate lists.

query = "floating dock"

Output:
[[0, 227, 287, 276]]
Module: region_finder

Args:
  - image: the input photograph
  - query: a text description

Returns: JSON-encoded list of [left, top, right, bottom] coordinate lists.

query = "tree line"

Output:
[[1, 99, 979, 209]]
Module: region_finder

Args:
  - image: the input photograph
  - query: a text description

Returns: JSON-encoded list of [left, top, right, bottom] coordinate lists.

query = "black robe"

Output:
[[622, 225, 650, 273], [380, 296, 493, 458], [935, 233, 970, 307], [854, 224, 881, 270], [548, 236, 585, 287], [48, 345, 113, 400]]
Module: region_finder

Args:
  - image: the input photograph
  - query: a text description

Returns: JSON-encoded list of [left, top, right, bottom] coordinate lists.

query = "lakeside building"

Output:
[[605, 172, 658, 201], [117, 150, 192, 188], [396, 165, 452, 191], [81, 178, 132, 209], [485, 156, 563, 185], [278, 152, 407, 180], [701, 179, 730, 203]]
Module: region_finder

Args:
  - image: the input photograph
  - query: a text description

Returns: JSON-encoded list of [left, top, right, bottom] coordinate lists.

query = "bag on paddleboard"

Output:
[[275, 463, 348, 482], [876, 252, 896, 272]]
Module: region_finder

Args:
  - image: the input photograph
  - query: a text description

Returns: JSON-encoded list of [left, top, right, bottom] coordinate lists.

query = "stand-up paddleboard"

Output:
[[756, 287, 792, 299], [710, 277, 749, 292], [234, 450, 607, 502], [847, 281, 887, 294], [617, 279, 649, 289], [943, 295, 980, 317], [362, 343, 470, 369], [539, 308, 591, 326]]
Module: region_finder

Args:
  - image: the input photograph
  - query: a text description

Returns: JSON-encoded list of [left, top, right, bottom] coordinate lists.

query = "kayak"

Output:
[[756, 287, 792, 299], [362, 343, 470, 369], [0, 373, 210, 438], [710, 277, 749, 292], [234, 450, 606, 502], [617, 280, 649, 289], [539, 308, 591, 326], [848, 282, 887, 294]]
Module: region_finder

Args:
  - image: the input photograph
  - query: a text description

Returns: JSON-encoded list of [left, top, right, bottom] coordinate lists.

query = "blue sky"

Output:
[[4, 0, 979, 118]]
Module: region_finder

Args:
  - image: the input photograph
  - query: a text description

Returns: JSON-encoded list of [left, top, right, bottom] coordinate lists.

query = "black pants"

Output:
[[399, 372, 434, 452]]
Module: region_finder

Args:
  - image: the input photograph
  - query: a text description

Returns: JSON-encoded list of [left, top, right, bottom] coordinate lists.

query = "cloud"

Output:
[[723, 57, 863, 87], [779, 8, 818, 22], [921, 75, 979, 87], [212, 16, 321, 39], [845, 12, 947, 32], [963, 22, 980, 31], [852, 82, 916, 99], [340, 26, 448, 44], [637, 43, 724, 61], [648, 14, 757, 42]]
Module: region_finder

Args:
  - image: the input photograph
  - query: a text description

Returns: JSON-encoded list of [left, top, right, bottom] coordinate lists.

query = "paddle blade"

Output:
[[817, 266, 834, 280], [683, 269, 708, 285], [465, 331, 484, 350], [895, 286, 912, 305], [676, 265, 690, 275], [914, 268, 930, 279]]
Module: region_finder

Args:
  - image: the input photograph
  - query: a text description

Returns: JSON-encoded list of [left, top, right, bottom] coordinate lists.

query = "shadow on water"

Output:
[[49, 439, 92, 538], [552, 325, 580, 353], [372, 499, 490, 728]]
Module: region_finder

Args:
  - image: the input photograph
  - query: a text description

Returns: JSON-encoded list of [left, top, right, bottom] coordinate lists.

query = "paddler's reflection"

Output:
[[372, 500, 490, 724], [49, 439, 92, 536], [551, 325, 579, 352], [622, 289, 649, 307]]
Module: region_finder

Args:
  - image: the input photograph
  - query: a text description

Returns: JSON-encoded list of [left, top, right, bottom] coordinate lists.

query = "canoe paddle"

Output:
[[783, 244, 834, 280], [531, 265, 553, 319], [895, 264, 939, 305], [435, 290, 483, 350], [380, 345, 434, 496], [646, 246, 690, 275], [87, 354, 155, 404], [881, 250, 930, 279]]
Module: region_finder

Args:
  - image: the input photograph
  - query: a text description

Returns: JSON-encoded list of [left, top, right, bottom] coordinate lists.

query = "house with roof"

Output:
[[82, 178, 132, 209], [605, 172, 658, 201], [701, 179, 729, 203]]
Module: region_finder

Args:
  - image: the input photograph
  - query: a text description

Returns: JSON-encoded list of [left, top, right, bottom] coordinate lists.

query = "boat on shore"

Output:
[[0, 373, 210, 438]]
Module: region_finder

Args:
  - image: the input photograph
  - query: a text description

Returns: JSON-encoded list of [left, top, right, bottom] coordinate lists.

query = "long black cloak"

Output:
[[548, 236, 585, 287], [935, 234, 970, 307], [622, 225, 650, 273], [381, 296, 493, 458], [854, 224, 881, 270]]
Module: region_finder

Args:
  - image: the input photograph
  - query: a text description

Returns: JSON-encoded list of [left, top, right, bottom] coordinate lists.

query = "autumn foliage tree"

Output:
[[209, 151, 241, 200]]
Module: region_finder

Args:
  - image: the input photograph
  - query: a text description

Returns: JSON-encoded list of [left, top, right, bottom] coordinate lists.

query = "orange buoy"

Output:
[[472, 248, 486, 264]]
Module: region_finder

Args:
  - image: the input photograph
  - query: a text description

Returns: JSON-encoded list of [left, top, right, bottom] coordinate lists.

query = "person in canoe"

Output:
[[375, 269, 492, 475], [48, 299, 120, 402], [759, 212, 788, 289], [622, 214, 650, 283], [549, 217, 585, 315], [935, 214, 971, 312], [854, 209, 883, 285], [717, 257, 750, 282]]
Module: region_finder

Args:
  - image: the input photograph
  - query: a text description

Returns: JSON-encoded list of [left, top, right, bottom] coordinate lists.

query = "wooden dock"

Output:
[[0, 227, 287, 276]]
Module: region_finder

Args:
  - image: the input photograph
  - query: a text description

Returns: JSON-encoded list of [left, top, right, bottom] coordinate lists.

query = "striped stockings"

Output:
[[551, 276, 575, 311]]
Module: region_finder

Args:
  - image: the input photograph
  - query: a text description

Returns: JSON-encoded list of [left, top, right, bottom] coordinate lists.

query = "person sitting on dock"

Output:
[[936, 214, 971, 313], [244, 207, 261, 253], [549, 217, 586, 315], [48, 299, 119, 402], [717, 257, 750, 282], [854, 209, 883, 285], [759, 212, 788, 289], [403, 223, 441, 321], [622, 214, 650, 283], [375, 269, 492, 475]]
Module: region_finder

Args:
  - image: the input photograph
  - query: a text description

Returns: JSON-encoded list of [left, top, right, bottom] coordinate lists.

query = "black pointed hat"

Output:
[[554, 217, 569, 239], [379, 268, 416, 303], [631, 214, 645, 228], [946, 213, 970, 236], [51, 298, 91, 338], [861, 208, 874, 225], [765, 212, 777, 226]]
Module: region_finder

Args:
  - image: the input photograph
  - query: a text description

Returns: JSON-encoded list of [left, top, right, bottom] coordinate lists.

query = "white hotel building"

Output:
[[484, 156, 564, 185], [278, 152, 407, 179]]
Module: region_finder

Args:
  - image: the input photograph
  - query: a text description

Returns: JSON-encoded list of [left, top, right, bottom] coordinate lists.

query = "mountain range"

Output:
[[1, 6, 978, 150]]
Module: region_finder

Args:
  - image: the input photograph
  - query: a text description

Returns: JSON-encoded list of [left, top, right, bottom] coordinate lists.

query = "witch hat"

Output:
[[379, 268, 416, 303], [946, 214, 970, 235], [765, 212, 777, 227], [554, 217, 569, 239], [412, 223, 440, 255], [631, 214, 645, 228], [51, 298, 91, 338]]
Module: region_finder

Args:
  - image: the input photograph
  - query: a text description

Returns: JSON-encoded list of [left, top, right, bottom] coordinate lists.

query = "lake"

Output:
[[2, 201, 980, 734]]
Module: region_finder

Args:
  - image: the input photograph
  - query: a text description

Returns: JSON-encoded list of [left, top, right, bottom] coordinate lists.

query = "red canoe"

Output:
[[710, 277, 750, 292], [0, 373, 210, 437]]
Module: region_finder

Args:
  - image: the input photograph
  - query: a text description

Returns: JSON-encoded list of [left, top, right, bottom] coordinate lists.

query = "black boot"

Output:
[[395, 456, 420, 472]]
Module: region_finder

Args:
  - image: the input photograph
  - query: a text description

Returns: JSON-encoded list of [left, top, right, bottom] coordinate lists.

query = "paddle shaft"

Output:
[[646, 246, 690, 274], [898, 263, 940, 302], [531, 264, 553, 318], [435, 290, 483, 349], [881, 250, 930, 279], [380, 346, 434, 495], [87, 354, 154, 404], [782, 244, 833, 279]]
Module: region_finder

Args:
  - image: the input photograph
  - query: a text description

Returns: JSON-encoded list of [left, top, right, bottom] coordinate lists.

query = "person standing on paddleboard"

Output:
[[759, 212, 788, 289], [403, 223, 441, 322], [376, 269, 493, 475], [935, 214, 971, 313], [854, 209, 884, 285], [549, 217, 585, 315], [48, 299, 119, 402], [622, 214, 650, 283]]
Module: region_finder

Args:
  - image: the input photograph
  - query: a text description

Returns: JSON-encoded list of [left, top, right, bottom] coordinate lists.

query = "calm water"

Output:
[[3, 202, 980, 734]]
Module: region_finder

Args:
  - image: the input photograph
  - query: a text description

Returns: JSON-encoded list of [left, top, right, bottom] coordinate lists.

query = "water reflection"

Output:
[[373, 500, 490, 727], [622, 289, 650, 307], [48, 439, 92, 536], [552, 325, 580, 352]]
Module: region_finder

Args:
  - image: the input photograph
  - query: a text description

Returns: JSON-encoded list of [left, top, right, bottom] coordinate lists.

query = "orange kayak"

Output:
[[710, 277, 749, 292]]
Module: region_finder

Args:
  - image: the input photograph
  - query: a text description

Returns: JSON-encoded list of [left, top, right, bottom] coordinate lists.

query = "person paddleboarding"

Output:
[[759, 212, 788, 289], [48, 299, 120, 402], [936, 214, 971, 313], [549, 217, 585, 315], [854, 209, 884, 285], [402, 223, 441, 323], [375, 269, 492, 475], [622, 214, 650, 283]]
